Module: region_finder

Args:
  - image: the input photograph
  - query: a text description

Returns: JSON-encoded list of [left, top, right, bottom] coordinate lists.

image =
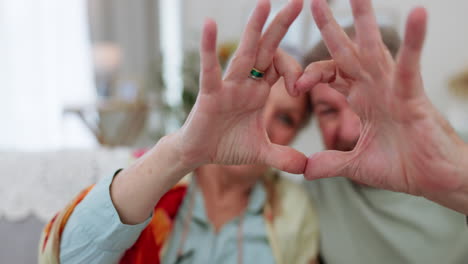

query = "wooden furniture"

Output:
[[65, 99, 148, 147]]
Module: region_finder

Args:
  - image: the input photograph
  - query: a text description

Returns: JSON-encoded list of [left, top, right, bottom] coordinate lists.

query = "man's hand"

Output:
[[297, 0, 468, 214]]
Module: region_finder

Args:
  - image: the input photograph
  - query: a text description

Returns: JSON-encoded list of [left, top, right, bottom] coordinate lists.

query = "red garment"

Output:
[[119, 184, 188, 263]]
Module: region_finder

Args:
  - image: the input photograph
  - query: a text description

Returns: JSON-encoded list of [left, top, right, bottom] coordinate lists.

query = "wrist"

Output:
[[168, 130, 211, 172], [455, 143, 468, 210], [110, 133, 200, 224], [460, 143, 468, 209], [148, 132, 200, 177], [425, 143, 468, 215]]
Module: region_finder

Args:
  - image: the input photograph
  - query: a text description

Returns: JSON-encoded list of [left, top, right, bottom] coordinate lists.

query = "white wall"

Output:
[[333, 0, 468, 112], [183, 0, 253, 49], [182, 0, 312, 49]]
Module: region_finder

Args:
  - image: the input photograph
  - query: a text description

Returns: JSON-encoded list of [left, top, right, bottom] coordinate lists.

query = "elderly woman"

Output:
[[39, 0, 319, 263]]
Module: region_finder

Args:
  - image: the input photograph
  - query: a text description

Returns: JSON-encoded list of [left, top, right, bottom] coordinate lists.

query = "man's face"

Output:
[[311, 83, 361, 151]]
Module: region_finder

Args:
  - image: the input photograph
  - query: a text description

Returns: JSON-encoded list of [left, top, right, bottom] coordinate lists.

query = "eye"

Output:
[[277, 113, 295, 127], [318, 106, 338, 117]]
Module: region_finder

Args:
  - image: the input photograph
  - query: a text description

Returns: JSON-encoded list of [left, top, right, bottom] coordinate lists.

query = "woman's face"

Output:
[[222, 79, 310, 179], [264, 78, 310, 145]]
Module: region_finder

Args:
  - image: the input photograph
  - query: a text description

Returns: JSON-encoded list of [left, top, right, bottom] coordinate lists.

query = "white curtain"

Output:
[[0, 0, 96, 151]]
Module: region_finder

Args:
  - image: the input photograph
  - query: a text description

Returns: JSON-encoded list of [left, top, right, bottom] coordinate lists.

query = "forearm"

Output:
[[111, 132, 198, 224], [59, 173, 151, 263]]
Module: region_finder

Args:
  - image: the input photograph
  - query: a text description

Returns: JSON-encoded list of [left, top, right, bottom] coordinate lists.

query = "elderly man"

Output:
[[293, 0, 468, 263]]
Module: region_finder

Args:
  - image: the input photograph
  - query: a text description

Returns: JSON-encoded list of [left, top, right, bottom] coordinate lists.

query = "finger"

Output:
[[295, 60, 337, 95], [255, 0, 303, 71], [263, 144, 307, 174], [395, 7, 428, 99], [269, 49, 303, 96], [200, 19, 222, 94], [304, 150, 353, 180], [350, 0, 381, 51], [263, 62, 280, 87], [225, 0, 271, 80], [311, 0, 360, 76]]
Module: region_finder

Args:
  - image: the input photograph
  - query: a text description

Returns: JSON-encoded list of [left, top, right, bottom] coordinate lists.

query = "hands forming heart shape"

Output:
[[109, 0, 468, 226], [174, 0, 468, 214]]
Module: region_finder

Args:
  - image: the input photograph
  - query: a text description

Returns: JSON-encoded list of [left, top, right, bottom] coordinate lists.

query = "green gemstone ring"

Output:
[[249, 68, 265, 80]]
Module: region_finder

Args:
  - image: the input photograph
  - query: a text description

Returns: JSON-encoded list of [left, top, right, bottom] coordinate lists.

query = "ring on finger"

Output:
[[249, 67, 265, 80]]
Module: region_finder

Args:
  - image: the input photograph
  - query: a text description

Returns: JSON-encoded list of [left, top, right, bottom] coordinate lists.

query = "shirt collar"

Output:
[[246, 181, 267, 215], [185, 179, 267, 224]]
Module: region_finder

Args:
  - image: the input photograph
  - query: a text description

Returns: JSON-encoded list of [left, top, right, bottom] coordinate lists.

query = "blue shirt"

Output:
[[60, 173, 275, 264], [162, 178, 275, 264]]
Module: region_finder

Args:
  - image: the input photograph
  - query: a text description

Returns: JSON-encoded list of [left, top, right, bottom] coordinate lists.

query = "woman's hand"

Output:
[[297, 0, 468, 214], [111, 0, 306, 225], [176, 0, 306, 174]]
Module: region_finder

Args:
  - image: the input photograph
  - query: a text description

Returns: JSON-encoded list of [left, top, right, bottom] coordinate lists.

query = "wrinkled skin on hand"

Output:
[[176, 0, 307, 174], [296, 0, 468, 214]]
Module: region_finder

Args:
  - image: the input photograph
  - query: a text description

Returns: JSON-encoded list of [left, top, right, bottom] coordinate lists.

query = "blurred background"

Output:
[[1, 0, 468, 262]]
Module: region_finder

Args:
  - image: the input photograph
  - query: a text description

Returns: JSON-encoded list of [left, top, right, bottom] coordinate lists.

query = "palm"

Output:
[[343, 72, 463, 196], [182, 78, 271, 166]]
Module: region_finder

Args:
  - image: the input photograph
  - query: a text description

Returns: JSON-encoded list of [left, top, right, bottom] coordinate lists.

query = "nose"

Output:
[[338, 108, 361, 149]]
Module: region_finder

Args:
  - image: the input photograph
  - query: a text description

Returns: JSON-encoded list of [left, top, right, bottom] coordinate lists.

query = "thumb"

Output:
[[272, 49, 303, 97], [262, 144, 307, 174], [304, 150, 354, 180]]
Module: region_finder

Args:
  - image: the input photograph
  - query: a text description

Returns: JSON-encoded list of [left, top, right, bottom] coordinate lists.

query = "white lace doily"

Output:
[[0, 148, 132, 222]]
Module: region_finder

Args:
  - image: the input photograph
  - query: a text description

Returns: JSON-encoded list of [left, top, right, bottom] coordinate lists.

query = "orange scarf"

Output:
[[39, 183, 188, 264]]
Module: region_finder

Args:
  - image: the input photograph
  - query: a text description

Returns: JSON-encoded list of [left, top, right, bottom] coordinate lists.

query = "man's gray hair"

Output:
[[303, 25, 401, 66]]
